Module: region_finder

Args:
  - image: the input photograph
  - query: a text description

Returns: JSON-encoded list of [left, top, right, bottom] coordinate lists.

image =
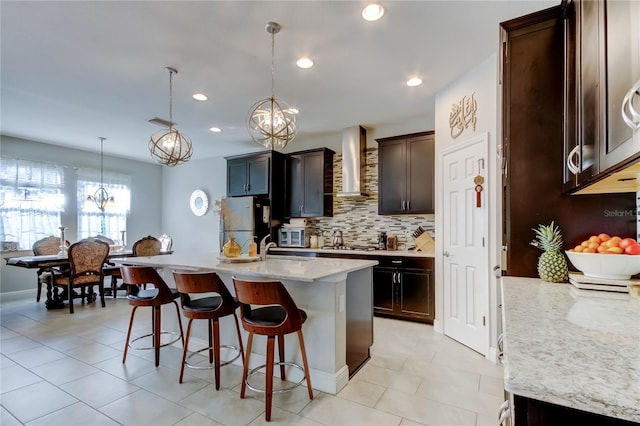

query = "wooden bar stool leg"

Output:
[[265, 335, 276, 422], [297, 330, 314, 400], [213, 318, 221, 390], [154, 305, 161, 366], [233, 313, 245, 361], [123, 306, 138, 363], [179, 319, 194, 383], [277, 334, 286, 380], [208, 320, 214, 364], [241, 332, 254, 399], [173, 301, 185, 346]]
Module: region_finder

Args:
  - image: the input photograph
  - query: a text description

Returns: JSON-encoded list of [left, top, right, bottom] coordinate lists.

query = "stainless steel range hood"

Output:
[[337, 125, 368, 197]]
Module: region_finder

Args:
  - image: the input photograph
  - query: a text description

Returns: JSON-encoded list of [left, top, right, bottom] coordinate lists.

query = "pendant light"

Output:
[[149, 67, 193, 166], [247, 21, 297, 151], [86, 137, 115, 211]]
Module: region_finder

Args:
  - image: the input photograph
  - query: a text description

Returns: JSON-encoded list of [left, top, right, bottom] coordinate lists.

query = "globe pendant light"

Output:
[[149, 67, 193, 166], [247, 21, 297, 151], [86, 137, 115, 235]]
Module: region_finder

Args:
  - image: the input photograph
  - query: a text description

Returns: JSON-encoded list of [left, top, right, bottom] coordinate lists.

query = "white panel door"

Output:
[[441, 134, 489, 355]]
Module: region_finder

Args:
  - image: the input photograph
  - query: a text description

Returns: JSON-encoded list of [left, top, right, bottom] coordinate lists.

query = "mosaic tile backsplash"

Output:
[[304, 147, 435, 250]]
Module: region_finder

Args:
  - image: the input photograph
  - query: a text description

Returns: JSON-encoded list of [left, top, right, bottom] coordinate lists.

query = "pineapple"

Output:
[[531, 221, 568, 283]]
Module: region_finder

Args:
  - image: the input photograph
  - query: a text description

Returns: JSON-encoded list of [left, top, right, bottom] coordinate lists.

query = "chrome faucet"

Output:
[[259, 234, 277, 261]]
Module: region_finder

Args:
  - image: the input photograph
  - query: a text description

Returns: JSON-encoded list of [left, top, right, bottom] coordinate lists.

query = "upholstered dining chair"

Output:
[[52, 237, 110, 314], [106, 235, 162, 297], [32, 236, 69, 302]]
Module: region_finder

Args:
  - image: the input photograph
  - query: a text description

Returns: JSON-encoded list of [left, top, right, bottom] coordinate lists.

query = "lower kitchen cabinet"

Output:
[[373, 257, 434, 323]]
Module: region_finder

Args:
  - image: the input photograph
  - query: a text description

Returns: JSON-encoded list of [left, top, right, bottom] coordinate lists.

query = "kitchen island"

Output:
[[112, 253, 377, 394], [501, 276, 640, 424]]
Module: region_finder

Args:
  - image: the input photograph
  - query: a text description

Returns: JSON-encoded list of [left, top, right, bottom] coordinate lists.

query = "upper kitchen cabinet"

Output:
[[226, 153, 269, 196], [376, 132, 435, 215], [287, 148, 334, 218], [563, 0, 640, 194]]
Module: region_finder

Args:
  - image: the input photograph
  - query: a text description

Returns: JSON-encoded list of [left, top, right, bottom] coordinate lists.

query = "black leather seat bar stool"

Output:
[[173, 271, 245, 388], [232, 277, 313, 422], [120, 266, 184, 367]]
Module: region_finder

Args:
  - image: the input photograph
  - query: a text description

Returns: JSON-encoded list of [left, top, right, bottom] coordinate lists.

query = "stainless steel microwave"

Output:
[[279, 227, 309, 248]]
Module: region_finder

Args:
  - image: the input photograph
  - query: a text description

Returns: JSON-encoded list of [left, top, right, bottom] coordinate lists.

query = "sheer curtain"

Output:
[[76, 168, 130, 243], [0, 158, 65, 250]]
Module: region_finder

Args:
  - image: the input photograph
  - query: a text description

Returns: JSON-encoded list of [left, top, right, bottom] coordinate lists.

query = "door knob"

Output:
[[443, 251, 450, 257]]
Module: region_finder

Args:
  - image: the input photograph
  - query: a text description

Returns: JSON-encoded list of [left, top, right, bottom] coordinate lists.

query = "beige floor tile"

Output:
[[0, 364, 43, 393], [354, 363, 422, 394], [183, 360, 245, 390], [240, 378, 316, 415], [376, 388, 477, 425], [401, 357, 480, 391], [25, 402, 121, 425], [132, 365, 209, 402], [248, 406, 325, 425], [0, 326, 20, 340], [30, 356, 99, 385], [93, 351, 159, 381], [6, 344, 67, 368], [63, 341, 122, 365], [180, 385, 265, 425], [1, 381, 77, 423], [78, 326, 128, 345], [367, 351, 408, 371], [173, 412, 225, 426], [479, 374, 505, 397], [100, 388, 193, 425], [414, 380, 503, 417], [399, 419, 427, 426], [0, 335, 41, 354], [338, 378, 386, 407], [60, 370, 140, 407], [36, 334, 92, 352], [300, 392, 402, 426], [1, 353, 18, 369], [0, 406, 22, 426]]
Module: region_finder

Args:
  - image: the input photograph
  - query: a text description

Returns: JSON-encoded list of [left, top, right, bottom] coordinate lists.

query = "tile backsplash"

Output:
[[305, 147, 434, 249]]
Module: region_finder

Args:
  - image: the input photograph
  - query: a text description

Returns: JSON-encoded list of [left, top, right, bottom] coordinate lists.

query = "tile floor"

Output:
[[0, 293, 503, 425]]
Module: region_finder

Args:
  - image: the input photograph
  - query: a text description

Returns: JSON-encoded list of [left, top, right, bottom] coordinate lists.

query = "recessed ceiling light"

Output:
[[407, 78, 423, 87], [296, 57, 314, 69], [193, 93, 208, 101], [209, 127, 221, 132], [362, 4, 385, 21]]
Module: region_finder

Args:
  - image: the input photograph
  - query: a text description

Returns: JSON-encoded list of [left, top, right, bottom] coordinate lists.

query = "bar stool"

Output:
[[173, 271, 245, 388], [120, 266, 184, 367], [232, 278, 313, 422]]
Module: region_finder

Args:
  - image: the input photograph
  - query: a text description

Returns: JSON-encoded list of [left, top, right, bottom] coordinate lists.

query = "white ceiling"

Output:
[[1, 0, 558, 163]]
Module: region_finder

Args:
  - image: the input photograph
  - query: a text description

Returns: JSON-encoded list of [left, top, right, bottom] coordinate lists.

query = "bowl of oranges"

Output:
[[566, 234, 640, 280]]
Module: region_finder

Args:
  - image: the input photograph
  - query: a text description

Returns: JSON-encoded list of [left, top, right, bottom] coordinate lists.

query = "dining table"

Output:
[[5, 249, 172, 309]]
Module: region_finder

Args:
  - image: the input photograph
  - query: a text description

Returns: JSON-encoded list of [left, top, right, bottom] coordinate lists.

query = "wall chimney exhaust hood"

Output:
[[337, 125, 368, 198]]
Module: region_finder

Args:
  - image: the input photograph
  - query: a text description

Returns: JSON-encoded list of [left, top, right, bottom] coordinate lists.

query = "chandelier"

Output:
[[149, 67, 193, 166], [86, 137, 115, 211], [247, 21, 297, 151]]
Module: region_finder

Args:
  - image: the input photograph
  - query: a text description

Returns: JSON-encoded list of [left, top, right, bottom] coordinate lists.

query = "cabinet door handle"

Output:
[[566, 145, 580, 175], [621, 80, 640, 130], [401, 200, 406, 211], [407, 200, 410, 211]]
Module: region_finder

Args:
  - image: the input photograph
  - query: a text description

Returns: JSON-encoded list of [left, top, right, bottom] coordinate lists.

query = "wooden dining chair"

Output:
[[32, 236, 69, 302], [52, 238, 110, 314]]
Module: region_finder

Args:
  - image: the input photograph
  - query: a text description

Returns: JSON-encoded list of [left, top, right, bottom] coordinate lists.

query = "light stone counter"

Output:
[[113, 253, 377, 395], [501, 276, 640, 423]]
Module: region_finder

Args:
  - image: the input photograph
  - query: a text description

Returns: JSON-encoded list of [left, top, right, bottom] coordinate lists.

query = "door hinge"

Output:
[[483, 316, 486, 326], [482, 237, 485, 247]]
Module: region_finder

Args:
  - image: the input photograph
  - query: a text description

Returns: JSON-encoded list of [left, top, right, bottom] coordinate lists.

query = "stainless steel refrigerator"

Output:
[[219, 196, 270, 252]]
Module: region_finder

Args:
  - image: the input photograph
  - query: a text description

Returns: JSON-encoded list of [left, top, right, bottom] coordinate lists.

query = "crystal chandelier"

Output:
[[149, 67, 193, 166], [86, 137, 115, 211], [247, 21, 297, 151]]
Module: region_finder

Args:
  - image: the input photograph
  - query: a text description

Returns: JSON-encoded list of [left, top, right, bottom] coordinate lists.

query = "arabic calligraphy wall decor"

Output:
[[449, 92, 477, 138]]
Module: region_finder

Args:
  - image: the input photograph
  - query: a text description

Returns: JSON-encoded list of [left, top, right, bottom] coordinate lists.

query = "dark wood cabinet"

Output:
[[226, 154, 270, 196], [376, 132, 435, 215], [563, 0, 640, 194], [372, 256, 434, 323], [287, 148, 334, 217], [501, 6, 636, 278]]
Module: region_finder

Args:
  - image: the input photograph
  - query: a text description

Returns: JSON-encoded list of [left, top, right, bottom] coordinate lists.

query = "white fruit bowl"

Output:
[[565, 250, 640, 280]]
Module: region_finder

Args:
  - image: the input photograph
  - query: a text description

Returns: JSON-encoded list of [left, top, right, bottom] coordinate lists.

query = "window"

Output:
[[0, 158, 65, 250], [77, 168, 130, 242]]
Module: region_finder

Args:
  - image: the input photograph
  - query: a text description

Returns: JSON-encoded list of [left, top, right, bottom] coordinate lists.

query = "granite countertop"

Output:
[[271, 247, 435, 258], [112, 252, 378, 283], [501, 276, 640, 423]]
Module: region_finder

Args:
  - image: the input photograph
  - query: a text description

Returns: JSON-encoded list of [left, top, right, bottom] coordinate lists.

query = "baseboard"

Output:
[[0, 289, 33, 303]]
